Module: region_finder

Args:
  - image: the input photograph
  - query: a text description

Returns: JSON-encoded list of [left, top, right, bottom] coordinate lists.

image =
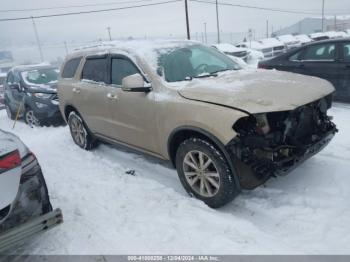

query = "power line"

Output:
[[0, 0, 156, 13], [190, 0, 345, 16], [0, 0, 181, 22]]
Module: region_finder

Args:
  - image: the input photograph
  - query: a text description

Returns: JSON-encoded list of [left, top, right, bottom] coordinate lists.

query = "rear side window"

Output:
[[303, 43, 336, 61], [61, 57, 82, 78], [82, 57, 108, 83], [111, 58, 140, 86], [343, 43, 350, 62]]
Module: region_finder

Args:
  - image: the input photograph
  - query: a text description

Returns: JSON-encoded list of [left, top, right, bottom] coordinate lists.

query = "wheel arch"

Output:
[[167, 126, 241, 189]]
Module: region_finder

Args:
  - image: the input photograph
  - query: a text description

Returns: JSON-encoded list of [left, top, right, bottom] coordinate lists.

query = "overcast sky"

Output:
[[0, 0, 349, 62]]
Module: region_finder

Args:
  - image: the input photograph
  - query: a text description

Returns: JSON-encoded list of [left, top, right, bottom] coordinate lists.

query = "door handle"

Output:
[[107, 93, 118, 100], [72, 87, 81, 94], [297, 64, 305, 68], [344, 65, 350, 69]]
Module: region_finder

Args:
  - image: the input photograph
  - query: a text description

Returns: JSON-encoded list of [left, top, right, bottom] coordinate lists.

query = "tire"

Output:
[[68, 111, 97, 150], [5, 103, 15, 120], [24, 108, 41, 127], [175, 137, 239, 208]]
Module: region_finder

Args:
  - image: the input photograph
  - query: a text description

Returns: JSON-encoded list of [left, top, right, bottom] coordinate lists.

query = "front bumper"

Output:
[[228, 128, 337, 190]]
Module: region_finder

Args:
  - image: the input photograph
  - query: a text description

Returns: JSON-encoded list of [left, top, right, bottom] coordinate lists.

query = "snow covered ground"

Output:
[[1, 104, 350, 255]]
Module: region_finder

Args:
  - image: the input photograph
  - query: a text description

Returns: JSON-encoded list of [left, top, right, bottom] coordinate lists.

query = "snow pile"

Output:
[[0, 103, 350, 254], [213, 43, 243, 53]]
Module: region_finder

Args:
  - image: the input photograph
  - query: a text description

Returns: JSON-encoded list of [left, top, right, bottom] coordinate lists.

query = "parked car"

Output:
[[4, 64, 63, 127], [324, 31, 348, 39], [309, 32, 330, 41], [214, 43, 264, 65], [236, 41, 272, 59], [0, 129, 62, 252], [213, 43, 249, 61], [258, 38, 286, 57], [258, 38, 350, 103], [58, 40, 337, 208], [276, 34, 301, 49], [0, 73, 6, 107], [294, 34, 313, 45]]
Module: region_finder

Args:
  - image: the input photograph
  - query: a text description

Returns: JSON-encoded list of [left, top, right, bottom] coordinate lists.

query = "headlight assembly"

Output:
[[35, 102, 48, 108], [32, 93, 52, 99]]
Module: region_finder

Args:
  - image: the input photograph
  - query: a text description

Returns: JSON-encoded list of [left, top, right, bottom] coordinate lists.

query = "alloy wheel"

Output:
[[182, 150, 220, 197], [70, 116, 86, 147], [25, 110, 40, 127]]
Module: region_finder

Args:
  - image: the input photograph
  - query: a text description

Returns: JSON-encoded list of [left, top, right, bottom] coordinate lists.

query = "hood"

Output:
[[27, 82, 57, 94], [177, 69, 335, 114]]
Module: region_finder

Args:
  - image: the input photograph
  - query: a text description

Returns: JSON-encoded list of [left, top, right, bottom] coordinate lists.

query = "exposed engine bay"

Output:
[[229, 95, 338, 189]]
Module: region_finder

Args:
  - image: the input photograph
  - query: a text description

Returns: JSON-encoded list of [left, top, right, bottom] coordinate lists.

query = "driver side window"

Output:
[[111, 57, 140, 86]]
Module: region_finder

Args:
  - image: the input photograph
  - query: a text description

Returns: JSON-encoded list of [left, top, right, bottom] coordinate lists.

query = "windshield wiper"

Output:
[[193, 72, 218, 79]]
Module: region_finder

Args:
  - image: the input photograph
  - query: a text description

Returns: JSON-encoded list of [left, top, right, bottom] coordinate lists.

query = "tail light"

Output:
[[0, 150, 21, 174], [20, 152, 39, 183], [258, 63, 267, 69]]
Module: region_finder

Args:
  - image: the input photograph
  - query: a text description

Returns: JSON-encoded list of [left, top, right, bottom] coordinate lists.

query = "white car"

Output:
[[0, 130, 62, 252], [294, 34, 313, 45], [276, 34, 301, 49], [213, 43, 264, 65], [236, 41, 268, 60], [258, 38, 286, 57], [309, 32, 330, 41], [213, 43, 249, 61]]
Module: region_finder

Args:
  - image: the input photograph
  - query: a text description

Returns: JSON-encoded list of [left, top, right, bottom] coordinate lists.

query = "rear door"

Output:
[[337, 41, 350, 102], [73, 55, 111, 134]]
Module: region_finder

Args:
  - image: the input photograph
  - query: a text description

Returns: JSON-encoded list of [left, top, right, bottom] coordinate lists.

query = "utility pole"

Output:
[[31, 17, 44, 62], [106, 26, 112, 41], [185, 0, 191, 40], [204, 22, 207, 44], [215, 0, 221, 43], [321, 0, 325, 32], [266, 20, 269, 38], [64, 41, 69, 55]]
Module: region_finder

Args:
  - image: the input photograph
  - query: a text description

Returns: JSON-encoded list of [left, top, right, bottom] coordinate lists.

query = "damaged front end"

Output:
[[228, 95, 338, 189]]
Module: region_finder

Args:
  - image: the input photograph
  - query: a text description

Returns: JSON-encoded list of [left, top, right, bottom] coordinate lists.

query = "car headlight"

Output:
[[35, 102, 48, 108], [32, 93, 52, 99]]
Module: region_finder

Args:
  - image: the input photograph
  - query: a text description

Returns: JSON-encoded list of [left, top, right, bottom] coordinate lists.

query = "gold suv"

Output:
[[58, 40, 337, 208]]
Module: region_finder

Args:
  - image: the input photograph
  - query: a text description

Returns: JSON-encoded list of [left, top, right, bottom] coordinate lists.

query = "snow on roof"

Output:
[[309, 32, 328, 38], [237, 41, 266, 50], [72, 39, 201, 72], [277, 34, 299, 44], [12, 62, 53, 72], [213, 43, 243, 53], [258, 38, 284, 48], [294, 34, 313, 43], [324, 31, 348, 38]]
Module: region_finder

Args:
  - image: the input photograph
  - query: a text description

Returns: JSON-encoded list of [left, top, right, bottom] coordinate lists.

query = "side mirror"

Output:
[[9, 83, 20, 91], [121, 74, 151, 93]]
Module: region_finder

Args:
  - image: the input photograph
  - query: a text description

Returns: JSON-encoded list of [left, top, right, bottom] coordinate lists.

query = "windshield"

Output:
[[21, 68, 58, 85], [158, 44, 241, 82]]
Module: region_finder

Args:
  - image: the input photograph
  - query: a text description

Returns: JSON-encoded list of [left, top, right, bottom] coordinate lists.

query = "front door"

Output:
[[337, 42, 350, 102], [74, 55, 111, 134], [103, 55, 159, 154]]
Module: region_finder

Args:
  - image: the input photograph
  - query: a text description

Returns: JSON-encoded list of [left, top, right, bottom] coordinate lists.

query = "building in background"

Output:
[[273, 15, 350, 36]]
